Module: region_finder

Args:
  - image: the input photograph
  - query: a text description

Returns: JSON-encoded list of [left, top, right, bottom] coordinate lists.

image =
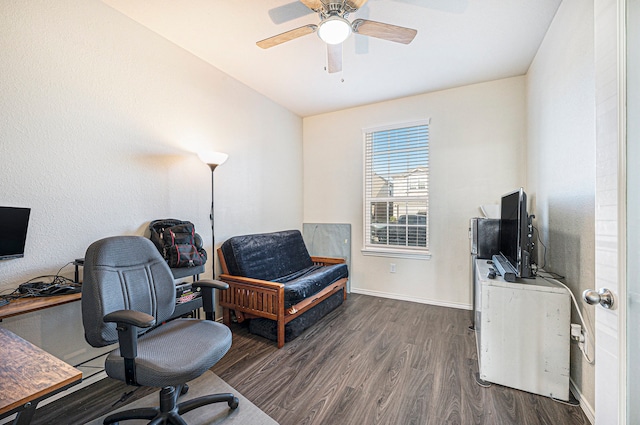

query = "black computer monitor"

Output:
[[0, 206, 31, 260]]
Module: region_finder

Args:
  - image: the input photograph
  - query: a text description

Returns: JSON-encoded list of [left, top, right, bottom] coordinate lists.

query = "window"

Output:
[[363, 121, 430, 258]]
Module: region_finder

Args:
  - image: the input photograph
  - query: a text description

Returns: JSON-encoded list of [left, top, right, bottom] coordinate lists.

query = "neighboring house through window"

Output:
[[363, 120, 430, 259]]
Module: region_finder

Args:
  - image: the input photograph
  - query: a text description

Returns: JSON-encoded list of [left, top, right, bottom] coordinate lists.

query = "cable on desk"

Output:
[[0, 262, 81, 302]]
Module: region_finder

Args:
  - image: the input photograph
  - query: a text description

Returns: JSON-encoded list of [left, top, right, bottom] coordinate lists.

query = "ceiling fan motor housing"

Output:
[[320, 1, 356, 18]]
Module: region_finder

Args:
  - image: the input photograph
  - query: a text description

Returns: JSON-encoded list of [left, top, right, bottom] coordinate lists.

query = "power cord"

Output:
[[0, 262, 81, 303], [538, 274, 595, 364], [531, 226, 594, 363], [112, 388, 140, 407], [532, 225, 547, 269]]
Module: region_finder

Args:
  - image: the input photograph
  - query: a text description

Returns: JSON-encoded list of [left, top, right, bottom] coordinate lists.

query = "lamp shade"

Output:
[[198, 151, 228, 167], [318, 15, 352, 45]]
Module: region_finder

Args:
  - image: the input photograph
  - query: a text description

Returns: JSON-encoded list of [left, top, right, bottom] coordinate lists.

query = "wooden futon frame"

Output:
[[217, 250, 347, 348]]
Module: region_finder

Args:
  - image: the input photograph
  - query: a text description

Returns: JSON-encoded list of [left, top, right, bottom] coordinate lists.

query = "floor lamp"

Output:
[[198, 151, 228, 320]]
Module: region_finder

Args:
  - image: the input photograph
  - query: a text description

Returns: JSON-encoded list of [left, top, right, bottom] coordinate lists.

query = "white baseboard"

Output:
[[350, 287, 472, 310], [570, 378, 595, 424]]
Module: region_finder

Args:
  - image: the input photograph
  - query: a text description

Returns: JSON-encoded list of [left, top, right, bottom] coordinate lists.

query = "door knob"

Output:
[[582, 288, 614, 309]]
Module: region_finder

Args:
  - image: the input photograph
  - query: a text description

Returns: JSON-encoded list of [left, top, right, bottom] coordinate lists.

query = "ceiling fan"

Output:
[[257, 0, 418, 73]]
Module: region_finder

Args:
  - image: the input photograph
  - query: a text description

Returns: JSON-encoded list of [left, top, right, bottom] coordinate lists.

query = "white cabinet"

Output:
[[474, 259, 571, 401]]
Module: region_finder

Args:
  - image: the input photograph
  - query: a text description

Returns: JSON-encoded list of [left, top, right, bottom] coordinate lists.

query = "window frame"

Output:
[[361, 119, 431, 260]]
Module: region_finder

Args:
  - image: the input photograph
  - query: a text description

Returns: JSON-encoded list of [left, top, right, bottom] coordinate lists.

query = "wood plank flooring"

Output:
[[30, 293, 590, 425]]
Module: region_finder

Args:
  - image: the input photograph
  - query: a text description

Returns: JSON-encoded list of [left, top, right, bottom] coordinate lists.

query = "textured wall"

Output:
[[526, 0, 596, 416], [0, 0, 302, 365], [303, 77, 526, 309]]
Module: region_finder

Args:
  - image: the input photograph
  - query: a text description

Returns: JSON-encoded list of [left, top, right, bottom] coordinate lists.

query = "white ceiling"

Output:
[[101, 0, 561, 117]]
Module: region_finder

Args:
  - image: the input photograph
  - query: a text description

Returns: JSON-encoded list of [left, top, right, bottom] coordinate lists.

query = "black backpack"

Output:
[[148, 219, 207, 268]]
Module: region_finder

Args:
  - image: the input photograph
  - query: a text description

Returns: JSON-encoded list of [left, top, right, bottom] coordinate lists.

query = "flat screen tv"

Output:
[[0, 206, 31, 260], [498, 189, 532, 278]]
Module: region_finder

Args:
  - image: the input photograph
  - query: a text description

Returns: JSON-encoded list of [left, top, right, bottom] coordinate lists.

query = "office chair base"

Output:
[[103, 385, 239, 425]]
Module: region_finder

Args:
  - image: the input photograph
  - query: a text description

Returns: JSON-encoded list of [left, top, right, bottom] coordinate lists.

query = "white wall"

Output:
[[303, 77, 526, 308], [526, 0, 596, 416], [0, 0, 303, 365]]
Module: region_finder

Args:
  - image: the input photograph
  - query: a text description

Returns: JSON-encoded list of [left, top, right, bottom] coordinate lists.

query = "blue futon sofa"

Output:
[[217, 230, 348, 348]]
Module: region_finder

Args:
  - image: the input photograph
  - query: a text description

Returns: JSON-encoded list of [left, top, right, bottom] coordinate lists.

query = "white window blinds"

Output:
[[364, 122, 430, 255]]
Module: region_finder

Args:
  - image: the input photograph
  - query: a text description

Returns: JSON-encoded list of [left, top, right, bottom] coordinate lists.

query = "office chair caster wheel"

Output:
[[180, 384, 189, 395], [229, 396, 239, 410]]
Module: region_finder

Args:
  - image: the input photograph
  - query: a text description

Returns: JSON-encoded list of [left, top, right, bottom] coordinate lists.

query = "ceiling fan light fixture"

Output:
[[318, 15, 352, 45]]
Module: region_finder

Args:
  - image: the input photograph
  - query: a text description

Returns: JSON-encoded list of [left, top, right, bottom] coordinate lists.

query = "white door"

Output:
[[593, 0, 627, 423], [625, 0, 640, 422], [594, 0, 640, 422]]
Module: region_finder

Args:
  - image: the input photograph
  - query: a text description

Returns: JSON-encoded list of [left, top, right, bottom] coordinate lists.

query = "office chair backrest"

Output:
[[82, 236, 176, 348]]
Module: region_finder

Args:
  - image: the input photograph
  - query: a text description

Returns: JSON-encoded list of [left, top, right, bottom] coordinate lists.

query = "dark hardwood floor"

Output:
[[31, 293, 590, 425]]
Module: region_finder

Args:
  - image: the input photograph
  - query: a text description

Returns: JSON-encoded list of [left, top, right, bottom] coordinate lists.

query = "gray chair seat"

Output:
[[105, 319, 232, 388]]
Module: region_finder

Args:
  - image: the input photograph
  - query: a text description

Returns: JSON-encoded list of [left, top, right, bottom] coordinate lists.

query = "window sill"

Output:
[[361, 247, 431, 260]]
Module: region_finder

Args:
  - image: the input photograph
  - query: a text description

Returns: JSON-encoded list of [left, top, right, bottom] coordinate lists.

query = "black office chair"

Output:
[[81, 236, 238, 424]]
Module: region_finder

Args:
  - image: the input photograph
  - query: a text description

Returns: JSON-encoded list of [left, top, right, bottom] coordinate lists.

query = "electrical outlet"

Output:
[[390, 263, 396, 273], [581, 329, 589, 358], [570, 323, 582, 340]]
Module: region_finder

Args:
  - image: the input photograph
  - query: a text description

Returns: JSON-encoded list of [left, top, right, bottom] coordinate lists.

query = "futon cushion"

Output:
[[220, 230, 313, 281], [275, 264, 349, 308], [249, 291, 344, 343]]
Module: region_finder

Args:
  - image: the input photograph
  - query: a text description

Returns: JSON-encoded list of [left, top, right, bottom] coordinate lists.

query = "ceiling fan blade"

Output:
[[299, 0, 324, 12], [327, 43, 342, 73], [257, 25, 318, 49], [268, 2, 314, 24], [345, 0, 370, 11], [352, 19, 417, 44]]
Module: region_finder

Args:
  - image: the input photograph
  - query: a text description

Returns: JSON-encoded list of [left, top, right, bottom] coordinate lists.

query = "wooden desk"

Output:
[[0, 264, 203, 321], [0, 293, 81, 321], [0, 327, 82, 424]]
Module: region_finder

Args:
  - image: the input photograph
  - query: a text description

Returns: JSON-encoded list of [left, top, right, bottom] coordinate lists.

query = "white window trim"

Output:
[[361, 247, 432, 260], [361, 119, 431, 259]]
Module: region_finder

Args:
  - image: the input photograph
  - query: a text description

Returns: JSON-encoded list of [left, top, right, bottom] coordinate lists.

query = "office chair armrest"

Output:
[[194, 279, 229, 290], [192, 279, 227, 321], [104, 309, 156, 328], [103, 309, 155, 386]]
